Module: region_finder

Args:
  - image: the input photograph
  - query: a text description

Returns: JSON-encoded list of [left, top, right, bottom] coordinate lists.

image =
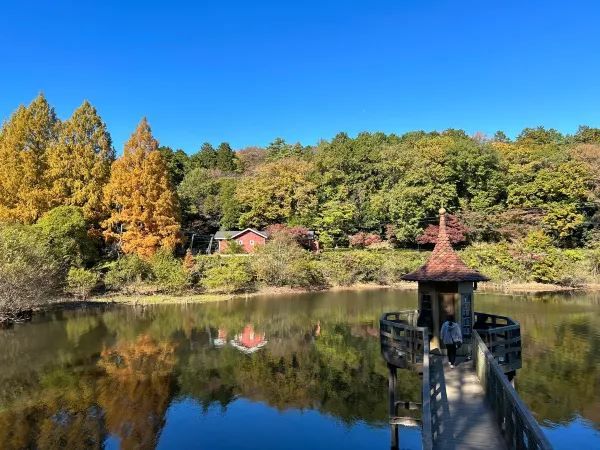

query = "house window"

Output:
[[250, 240, 255, 246], [238, 240, 243, 245]]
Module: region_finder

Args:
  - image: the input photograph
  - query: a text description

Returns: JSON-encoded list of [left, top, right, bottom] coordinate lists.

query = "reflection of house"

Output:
[[214, 228, 269, 253], [230, 324, 267, 354]]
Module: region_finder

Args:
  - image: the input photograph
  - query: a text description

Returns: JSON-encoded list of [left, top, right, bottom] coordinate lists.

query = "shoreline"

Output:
[[83, 280, 600, 307]]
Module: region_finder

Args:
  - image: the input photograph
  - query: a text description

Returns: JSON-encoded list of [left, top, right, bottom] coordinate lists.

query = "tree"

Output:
[[190, 142, 217, 170], [215, 142, 237, 172], [236, 157, 318, 228], [493, 131, 510, 143], [103, 118, 181, 258], [46, 100, 114, 224], [572, 125, 600, 145], [237, 146, 267, 173], [0, 93, 59, 224], [158, 146, 190, 186]]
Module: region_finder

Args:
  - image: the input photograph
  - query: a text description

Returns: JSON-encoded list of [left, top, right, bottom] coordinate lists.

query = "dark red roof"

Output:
[[402, 209, 489, 282]]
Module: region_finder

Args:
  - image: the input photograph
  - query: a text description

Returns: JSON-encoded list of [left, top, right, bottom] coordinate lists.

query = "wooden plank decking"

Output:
[[430, 354, 507, 450]]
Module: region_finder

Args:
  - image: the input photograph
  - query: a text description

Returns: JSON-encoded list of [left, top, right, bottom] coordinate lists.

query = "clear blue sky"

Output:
[[1, 1, 599, 153]]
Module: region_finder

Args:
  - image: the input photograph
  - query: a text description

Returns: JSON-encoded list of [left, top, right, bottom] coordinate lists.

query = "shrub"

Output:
[[35, 206, 97, 269], [0, 225, 62, 320], [150, 249, 190, 293], [66, 268, 99, 300], [253, 232, 322, 288], [104, 254, 152, 290], [349, 232, 382, 249], [202, 257, 254, 293], [222, 239, 245, 254]]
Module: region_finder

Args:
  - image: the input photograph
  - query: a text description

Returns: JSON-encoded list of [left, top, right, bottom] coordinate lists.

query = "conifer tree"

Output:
[[0, 94, 59, 223], [190, 142, 217, 169], [103, 118, 181, 258], [216, 142, 237, 172], [47, 101, 114, 224]]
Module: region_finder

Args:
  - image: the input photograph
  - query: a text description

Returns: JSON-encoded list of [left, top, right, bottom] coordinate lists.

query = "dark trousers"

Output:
[[446, 343, 457, 365]]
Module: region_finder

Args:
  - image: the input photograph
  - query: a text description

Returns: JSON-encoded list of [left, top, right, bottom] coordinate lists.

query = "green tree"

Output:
[[215, 142, 237, 172], [190, 142, 217, 170], [158, 146, 190, 186], [236, 157, 318, 228]]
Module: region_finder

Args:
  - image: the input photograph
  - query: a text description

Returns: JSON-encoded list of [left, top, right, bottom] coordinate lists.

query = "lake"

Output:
[[0, 289, 598, 449]]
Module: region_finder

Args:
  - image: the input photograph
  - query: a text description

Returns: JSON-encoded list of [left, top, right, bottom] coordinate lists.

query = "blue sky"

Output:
[[1, 1, 599, 153]]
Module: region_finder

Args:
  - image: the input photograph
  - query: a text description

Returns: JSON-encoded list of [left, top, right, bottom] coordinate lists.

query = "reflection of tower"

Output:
[[230, 324, 267, 354], [212, 328, 227, 348]]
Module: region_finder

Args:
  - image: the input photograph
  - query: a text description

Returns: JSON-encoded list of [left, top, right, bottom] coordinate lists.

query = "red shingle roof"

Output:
[[402, 209, 489, 282]]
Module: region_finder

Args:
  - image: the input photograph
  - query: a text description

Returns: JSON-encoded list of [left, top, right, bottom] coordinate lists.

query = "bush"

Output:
[[202, 256, 254, 293], [0, 225, 62, 320], [349, 232, 382, 249], [253, 232, 322, 288], [150, 249, 190, 293], [35, 206, 97, 268], [66, 268, 99, 300], [222, 239, 246, 254], [104, 254, 152, 290]]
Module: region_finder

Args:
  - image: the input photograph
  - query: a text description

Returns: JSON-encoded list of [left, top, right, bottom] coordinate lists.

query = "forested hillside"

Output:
[[2, 94, 600, 316]]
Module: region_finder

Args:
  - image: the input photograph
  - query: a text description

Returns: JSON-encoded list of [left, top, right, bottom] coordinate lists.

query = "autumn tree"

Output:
[[0, 94, 59, 223], [103, 118, 181, 258], [46, 101, 114, 224]]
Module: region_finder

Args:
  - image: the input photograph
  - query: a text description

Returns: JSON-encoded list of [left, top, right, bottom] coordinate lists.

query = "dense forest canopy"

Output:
[[1, 94, 600, 255]]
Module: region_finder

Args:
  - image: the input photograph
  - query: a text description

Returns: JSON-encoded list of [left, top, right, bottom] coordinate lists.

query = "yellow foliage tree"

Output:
[[0, 94, 59, 223], [103, 118, 181, 258], [47, 100, 114, 224], [236, 157, 318, 228]]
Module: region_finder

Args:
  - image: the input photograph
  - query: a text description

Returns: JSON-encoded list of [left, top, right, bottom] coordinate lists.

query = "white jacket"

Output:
[[441, 321, 462, 345]]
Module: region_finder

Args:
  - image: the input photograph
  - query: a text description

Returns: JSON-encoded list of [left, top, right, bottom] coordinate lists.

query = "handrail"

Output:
[[380, 310, 432, 450], [421, 333, 433, 450], [475, 311, 522, 373], [473, 330, 552, 450]]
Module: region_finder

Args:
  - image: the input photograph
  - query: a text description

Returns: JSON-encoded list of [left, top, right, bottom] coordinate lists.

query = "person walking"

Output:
[[441, 316, 462, 368]]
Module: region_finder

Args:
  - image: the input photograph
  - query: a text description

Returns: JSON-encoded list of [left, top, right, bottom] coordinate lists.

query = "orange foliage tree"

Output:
[[103, 118, 181, 258]]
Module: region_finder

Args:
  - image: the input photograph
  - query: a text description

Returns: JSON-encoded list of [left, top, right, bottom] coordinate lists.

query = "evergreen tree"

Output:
[[103, 118, 181, 258], [216, 142, 237, 172], [158, 146, 190, 185], [47, 101, 114, 224], [0, 93, 59, 223], [190, 142, 217, 169]]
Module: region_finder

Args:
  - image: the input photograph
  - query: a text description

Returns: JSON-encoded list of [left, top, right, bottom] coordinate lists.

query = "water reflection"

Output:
[[0, 290, 598, 449]]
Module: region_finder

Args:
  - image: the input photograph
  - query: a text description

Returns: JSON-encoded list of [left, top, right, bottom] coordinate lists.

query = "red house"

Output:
[[214, 228, 270, 253]]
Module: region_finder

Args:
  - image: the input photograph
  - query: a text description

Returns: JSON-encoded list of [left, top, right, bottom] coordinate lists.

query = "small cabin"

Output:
[[402, 208, 489, 355], [214, 228, 269, 253]]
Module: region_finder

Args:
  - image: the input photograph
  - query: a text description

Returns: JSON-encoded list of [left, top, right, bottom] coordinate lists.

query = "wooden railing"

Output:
[[474, 311, 522, 373], [380, 311, 433, 450], [473, 330, 552, 450]]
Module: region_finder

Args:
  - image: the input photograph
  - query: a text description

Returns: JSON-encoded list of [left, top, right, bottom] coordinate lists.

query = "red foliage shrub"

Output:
[[349, 232, 382, 248], [417, 214, 469, 245], [266, 224, 312, 248]]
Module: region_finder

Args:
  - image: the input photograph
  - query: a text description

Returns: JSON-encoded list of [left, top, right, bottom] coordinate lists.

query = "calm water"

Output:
[[0, 290, 598, 449]]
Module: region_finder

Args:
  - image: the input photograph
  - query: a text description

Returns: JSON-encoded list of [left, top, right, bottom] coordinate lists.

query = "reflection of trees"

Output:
[[0, 368, 105, 450], [178, 322, 420, 425], [477, 293, 600, 428], [97, 335, 176, 450]]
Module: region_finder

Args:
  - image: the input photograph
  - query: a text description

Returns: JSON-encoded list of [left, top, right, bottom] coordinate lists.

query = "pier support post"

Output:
[[388, 364, 398, 450]]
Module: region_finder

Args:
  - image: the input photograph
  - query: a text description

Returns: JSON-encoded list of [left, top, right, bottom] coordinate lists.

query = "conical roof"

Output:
[[402, 208, 489, 282]]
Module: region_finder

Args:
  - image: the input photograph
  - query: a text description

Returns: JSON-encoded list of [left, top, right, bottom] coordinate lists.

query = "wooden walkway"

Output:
[[430, 354, 507, 450]]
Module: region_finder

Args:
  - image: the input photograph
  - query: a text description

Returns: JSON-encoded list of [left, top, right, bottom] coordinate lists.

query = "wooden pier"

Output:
[[380, 311, 552, 450]]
